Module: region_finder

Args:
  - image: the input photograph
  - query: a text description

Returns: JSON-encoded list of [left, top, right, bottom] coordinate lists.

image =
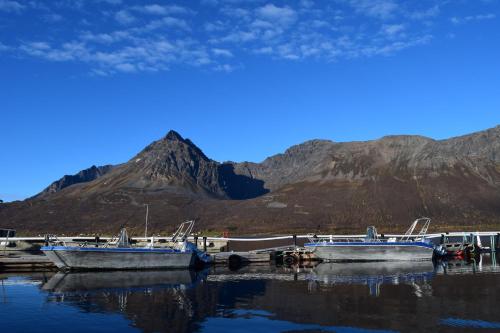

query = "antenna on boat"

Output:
[[144, 204, 149, 238]]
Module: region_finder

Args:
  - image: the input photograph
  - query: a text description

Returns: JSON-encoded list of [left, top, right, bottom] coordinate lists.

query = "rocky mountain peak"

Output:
[[7, 125, 500, 235], [164, 130, 184, 142]]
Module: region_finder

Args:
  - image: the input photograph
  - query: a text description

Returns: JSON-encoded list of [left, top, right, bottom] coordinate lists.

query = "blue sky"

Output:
[[0, 0, 499, 201]]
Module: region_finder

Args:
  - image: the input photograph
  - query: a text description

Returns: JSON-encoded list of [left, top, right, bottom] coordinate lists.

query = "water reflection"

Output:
[[199, 309, 397, 333], [307, 261, 435, 297], [1, 254, 499, 332], [42, 270, 204, 292]]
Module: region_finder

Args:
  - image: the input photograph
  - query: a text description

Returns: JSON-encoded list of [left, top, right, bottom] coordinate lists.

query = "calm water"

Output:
[[1, 255, 500, 333]]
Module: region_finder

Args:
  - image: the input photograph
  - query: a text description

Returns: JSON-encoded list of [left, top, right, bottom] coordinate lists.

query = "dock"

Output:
[[0, 253, 55, 271], [211, 251, 271, 265], [1, 230, 499, 272]]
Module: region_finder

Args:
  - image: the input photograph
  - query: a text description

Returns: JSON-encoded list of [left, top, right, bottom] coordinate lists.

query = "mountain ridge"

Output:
[[2, 125, 499, 235]]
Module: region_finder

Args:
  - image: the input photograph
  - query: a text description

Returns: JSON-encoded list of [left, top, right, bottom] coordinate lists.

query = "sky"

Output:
[[0, 0, 499, 202]]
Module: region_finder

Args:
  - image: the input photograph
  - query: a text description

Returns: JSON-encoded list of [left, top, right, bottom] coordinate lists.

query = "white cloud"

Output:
[[134, 4, 190, 16], [451, 13, 496, 24], [0, 0, 24, 12], [381, 24, 405, 36], [212, 48, 233, 57], [80, 31, 130, 44], [95, 0, 122, 4], [346, 0, 398, 20], [0, 42, 10, 51], [141, 17, 190, 31], [408, 5, 440, 20], [205, 21, 227, 32], [214, 63, 238, 72], [6, 1, 462, 75], [43, 13, 63, 22], [256, 4, 297, 26], [115, 10, 135, 25], [115, 62, 136, 72]]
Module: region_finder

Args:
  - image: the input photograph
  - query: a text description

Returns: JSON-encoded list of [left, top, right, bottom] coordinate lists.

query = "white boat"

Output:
[[304, 218, 435, 261], [42, 220, 210, 270]]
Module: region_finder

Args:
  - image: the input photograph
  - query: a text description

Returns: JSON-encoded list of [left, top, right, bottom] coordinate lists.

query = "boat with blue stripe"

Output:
[[42, 220, 211, 270], [304, 218, 436, 261]]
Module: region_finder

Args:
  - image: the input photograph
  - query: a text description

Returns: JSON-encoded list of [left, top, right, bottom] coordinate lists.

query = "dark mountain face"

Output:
[[39, 130, 268, 200], [37, 165, 114, 197], [1, 126, 499, 235]]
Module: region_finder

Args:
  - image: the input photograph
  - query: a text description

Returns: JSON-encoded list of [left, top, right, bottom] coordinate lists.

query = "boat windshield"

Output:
[[365, 226, 378, 241], [117, 228, 130, 248]]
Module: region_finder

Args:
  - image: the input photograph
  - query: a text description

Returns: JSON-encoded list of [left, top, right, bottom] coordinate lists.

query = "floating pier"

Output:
[[0, 253, 55, 271], [2, 230, 500, 272]]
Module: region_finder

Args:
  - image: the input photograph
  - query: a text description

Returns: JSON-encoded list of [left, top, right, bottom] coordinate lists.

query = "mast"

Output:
[[144, 204, 149, 238]]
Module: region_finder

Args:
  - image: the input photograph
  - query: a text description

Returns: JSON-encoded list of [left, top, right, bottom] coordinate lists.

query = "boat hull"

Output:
[[305, 242, 434, 261], [42, 246, 195, 270]]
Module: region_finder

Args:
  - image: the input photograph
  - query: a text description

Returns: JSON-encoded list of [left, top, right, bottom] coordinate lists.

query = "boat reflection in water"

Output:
[[42, 269, 205, 293], [2, 255, 499, 333], [308, 261, 436, 296], [40, 269, 209, 332]]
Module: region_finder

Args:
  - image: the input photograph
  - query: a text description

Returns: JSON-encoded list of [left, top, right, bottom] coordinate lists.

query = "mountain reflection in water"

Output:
[[0, 254, 499, 333]]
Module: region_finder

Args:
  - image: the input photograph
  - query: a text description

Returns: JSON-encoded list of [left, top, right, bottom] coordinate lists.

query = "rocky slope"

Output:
[[1, 126, 499, 235], [37, 165, 114, 197]]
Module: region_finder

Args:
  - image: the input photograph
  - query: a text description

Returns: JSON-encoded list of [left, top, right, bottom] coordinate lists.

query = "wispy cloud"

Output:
[[256, 4, 297, 26], [133, 4, 191, 16], [0, 42, 11, 51], [345, 0, 399, 20], [0, 0, 24, 12], [0, 1, 492, 75], [115, 10, 136, 25], [451, 13, 496, 24]]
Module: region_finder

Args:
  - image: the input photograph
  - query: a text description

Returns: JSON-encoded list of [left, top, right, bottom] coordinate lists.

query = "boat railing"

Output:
[[44, 234, 67, 247], [307, 217, 432, 244], [172, 220, 195, 242], [401, 217, 431, 241], [1, 228, 16, 254], [307, 236, 427, 244]]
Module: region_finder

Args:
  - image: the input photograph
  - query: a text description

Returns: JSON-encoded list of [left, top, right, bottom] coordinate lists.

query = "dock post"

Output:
[[44, 234, 49, 246], [496, 233, 500, 252], [440, 234, 445, 244], [95, 236, 99, 247], [470, 233, 475, 253], [491, 235, 495, 253], [194, 236, 198, 249], [203, 236, 207, 252], [293, 235, 297, 250]]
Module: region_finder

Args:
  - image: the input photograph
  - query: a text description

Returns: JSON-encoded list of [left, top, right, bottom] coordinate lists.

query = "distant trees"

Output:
[[0, 199, 3, 203]]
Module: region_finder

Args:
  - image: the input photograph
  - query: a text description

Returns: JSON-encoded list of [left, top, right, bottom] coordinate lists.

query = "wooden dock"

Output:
[[0, 254, 55, 271], [211, 251, 271, 265]]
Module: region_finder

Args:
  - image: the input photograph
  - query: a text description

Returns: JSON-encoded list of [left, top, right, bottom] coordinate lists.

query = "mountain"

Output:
[[37, 165, 114, 197], [1, 126, 499, 235]]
